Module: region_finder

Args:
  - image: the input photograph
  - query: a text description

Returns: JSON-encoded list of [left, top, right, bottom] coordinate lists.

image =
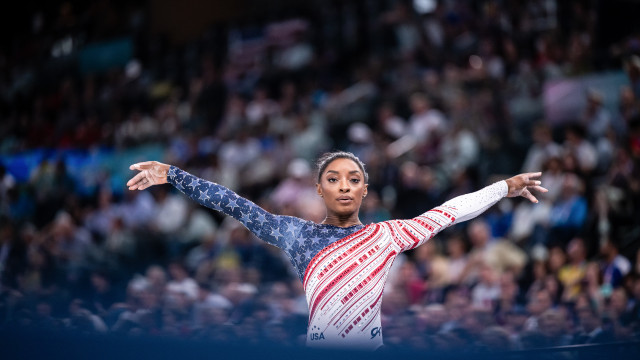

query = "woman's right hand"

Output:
[[127, 161, 171, 191]]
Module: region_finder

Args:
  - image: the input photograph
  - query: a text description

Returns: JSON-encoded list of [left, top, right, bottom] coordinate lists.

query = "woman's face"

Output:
[[317, 158, 368, 219]]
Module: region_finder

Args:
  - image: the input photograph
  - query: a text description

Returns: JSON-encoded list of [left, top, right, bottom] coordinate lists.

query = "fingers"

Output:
[[530, 185, 548, 193], [127, 172, 147, 188], [525, 179, 543, 187], [128, 179, 144, 191], [523, 172, 542, 179], [522, 189, 539, 203], [129, 161, 154, 171], [127, 170, 156, 191], [137, 177, 153, 191]]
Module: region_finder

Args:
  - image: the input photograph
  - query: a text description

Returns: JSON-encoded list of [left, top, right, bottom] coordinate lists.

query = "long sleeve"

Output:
[[167, 166, 305, 249], [384, 181, 508, 252]]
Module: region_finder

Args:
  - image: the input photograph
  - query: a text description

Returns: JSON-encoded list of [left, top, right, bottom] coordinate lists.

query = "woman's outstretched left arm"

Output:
[[384, 172, 548, 252]]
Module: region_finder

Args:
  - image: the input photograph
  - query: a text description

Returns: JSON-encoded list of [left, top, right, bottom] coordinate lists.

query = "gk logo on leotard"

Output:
[[370, 327, 381, 339]]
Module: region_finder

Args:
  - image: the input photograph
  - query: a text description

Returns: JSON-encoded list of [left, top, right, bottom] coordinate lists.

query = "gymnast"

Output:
[[127, 151, 546, 350]]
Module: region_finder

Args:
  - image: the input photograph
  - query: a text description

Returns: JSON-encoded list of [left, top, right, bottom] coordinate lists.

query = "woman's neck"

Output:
[[321, 213, 362, 228]]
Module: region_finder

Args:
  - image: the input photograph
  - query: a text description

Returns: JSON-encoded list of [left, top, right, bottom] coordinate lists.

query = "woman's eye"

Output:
[[328, 178, 337, 183], [351, 179, 360, 183]]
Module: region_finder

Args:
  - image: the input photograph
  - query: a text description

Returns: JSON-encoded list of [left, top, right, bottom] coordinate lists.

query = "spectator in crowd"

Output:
[[522, 123, 563, 174], [562, 125, 598, 176], [546, 175, 588, 245], [600, 238, 631, 290], [538, 308, 573, 346], [584, 261, 606, 310], [574, 300, 612, 344], [524, 288, 554, 331], [407, 92, 447, 164], [471, 262, 501, 310], [583, 89, 613, 143], [444, 233, 468, 285], [558, 237, 588, 303]]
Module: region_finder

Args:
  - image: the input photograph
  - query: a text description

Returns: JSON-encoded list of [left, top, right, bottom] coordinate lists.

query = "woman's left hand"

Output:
[[504, 172, 548, 203]]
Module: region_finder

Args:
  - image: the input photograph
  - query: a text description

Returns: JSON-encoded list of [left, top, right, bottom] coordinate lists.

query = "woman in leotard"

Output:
[[127, 151, 546, 350]]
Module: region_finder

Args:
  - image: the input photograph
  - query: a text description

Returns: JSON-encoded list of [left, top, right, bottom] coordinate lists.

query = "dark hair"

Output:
[[565, 123, 586, 139], [316, 151, 368, 183]]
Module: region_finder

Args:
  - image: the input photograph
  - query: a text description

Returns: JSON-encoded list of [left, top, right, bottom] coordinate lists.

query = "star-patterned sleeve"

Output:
[[383, 180, 508, 252], [167, 166, 304, 249]]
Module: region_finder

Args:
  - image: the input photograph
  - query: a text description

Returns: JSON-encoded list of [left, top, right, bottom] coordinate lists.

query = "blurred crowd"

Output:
[[1, 0, 640, 353]]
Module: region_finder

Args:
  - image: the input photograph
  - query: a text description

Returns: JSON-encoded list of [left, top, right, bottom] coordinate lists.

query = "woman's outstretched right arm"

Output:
[[127, 161, 298, 249]]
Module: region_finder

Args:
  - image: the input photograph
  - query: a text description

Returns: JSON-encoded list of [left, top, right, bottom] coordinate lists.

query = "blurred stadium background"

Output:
[[1, 0, 640, 358]]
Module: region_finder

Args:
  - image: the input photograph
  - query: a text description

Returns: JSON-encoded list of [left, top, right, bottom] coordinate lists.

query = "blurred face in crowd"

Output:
[[316, 158, 368, 221], [414, 240, 435, 262], [269, 282, 290, 301], [409, 94, 429, 114], [533, 125, 552, 144], [620, 86, 635, 106], [548, 246, 566, 272], [527, 289, 552, 316], [230, 226, 252, 246], [445, 291, 469, 321], [140, 288, 160, 308], [567, 238, 586, 264], [420, 304, 448, 333], [543, 275, 561, 299], [91, 273, 110, 293], [378, 104, 394, 121], [584, 262, 601, 284], [539, 309, 566, 337], [462, 308, 492, 335], [533, 261, 547, 280], [468, 220, 490, 248], [169, 263, 188, 281], [565, 129, 580, 146], [479, 263, 497, 285], [561, 174, 583, 199], [609, 289, 628, 315], [633, 278, 640, 301], [545, 157, 562, 173], [586, 94, 603, 113], [507, 311, 528, 332], [361, 189, 381, 212], [577, 306, 600, 333], [500, 272, 518, 300], [562, 153, 579, 173], [599, 239, 614, 258], [400, 161, 419, 187], [146, 266, 167, 289], [446, 235, 466, 259]]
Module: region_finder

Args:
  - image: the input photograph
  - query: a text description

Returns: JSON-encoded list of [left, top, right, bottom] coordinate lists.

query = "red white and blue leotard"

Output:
[[168, 166, 508, 350]]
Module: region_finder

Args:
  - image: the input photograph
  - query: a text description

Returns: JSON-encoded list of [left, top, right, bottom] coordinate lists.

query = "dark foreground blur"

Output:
[[1, 328, 639, 360]]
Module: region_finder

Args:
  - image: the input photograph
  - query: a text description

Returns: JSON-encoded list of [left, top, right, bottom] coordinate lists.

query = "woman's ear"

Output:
[[363, 184, 369, 198], [316, 183, 323, 197]]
